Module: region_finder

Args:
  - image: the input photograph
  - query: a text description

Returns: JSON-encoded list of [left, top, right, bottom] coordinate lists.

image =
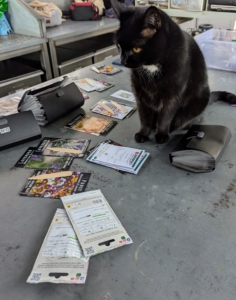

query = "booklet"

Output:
[[65, 114, 117, 136], [27, 208, 89, 284], [15, 147, 73, 170], [90, 100, 136, 120], [35, 137, 91, 158], [110, 90, 135, 102], [61, 190, 133, 257], [20, 170, 91, 199], [86, 143, 149, 174]]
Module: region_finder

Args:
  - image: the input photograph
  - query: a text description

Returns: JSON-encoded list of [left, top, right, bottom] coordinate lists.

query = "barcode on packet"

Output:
[[85, 246, 95, 255], [92, 199, 103, 204], [30, 272, 42, 282]]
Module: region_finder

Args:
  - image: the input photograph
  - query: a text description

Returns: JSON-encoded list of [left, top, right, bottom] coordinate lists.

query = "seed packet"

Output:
[[61, 190, 133, 257], [27, 208, 89, 284]]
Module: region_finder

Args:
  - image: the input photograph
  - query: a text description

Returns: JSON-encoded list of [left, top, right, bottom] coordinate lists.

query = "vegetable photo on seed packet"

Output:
[[35, 138, 91, 158]]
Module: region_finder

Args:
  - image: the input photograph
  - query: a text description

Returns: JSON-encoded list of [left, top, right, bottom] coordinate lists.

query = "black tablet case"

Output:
[[0, 111, 42, 150], [169, 124, 232, 172]]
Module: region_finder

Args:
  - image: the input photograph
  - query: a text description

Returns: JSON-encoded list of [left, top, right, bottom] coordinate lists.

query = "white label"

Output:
[[0, 127, 10, 134]]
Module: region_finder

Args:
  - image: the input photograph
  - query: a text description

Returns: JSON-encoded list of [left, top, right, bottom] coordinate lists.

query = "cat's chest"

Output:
[[131, 68, 163, 110]]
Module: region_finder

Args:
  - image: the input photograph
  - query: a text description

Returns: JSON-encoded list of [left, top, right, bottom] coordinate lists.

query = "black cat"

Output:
[[111, 1, 236, 144]]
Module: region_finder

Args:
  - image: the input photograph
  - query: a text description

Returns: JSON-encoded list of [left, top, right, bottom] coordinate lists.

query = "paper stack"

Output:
[[86, 141, 149, 174]]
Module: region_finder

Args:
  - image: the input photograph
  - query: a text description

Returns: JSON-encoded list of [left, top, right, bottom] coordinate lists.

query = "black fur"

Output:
[[111, 1, 236, 143]]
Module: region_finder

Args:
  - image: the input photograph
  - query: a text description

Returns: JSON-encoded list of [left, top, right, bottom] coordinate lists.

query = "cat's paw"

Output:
[[228, 93, 236, 105], [155, 134, 169, 144], [134, 132, 149, 143]]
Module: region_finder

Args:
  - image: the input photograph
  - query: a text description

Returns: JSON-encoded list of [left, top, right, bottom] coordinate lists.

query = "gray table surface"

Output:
[[46, 18, 119, 41], [1, 57, 236, 300], [0, 34, 47, 54]]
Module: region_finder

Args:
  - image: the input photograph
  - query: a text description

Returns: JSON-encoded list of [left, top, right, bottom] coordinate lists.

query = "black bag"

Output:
[[18, 77, 85, 126], [69, 2, 101, 21]]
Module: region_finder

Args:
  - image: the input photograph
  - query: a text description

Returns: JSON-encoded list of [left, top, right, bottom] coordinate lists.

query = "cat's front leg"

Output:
[[134, 103, 154, 143], [155, 107, 174, 144]]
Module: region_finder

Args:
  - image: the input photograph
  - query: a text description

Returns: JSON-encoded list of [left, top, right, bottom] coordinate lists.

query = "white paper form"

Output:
[[88, 143, 145, 170], [61, 190, 133, 257]]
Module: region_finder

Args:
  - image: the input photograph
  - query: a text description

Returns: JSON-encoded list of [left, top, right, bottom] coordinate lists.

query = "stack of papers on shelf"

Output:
[[86, 142, 149, 174]]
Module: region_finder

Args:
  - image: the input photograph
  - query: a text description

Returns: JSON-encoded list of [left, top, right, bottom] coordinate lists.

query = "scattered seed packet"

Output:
[[65, 114, 117, 136], [0, 97, 20, 116], [35, 138, 91, 158], [94, 79, 114, 92], [61, 190, 133, 257], [74, 78, 114, 92], [110, 90, 135, 102], [15, 147, 73, 170], [91, 99, 136, 119], [78, 88, 89, 100], [27, 208, 89, 284], [20, 170, 91, 199], [91, 64, 122, 75]]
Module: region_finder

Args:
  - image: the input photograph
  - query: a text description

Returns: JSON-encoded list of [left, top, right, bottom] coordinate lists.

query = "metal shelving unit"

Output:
[[136, 0, 236, 22]]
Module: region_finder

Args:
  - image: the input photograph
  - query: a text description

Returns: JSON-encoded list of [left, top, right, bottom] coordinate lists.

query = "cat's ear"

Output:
[[143, 6, 161, 29], [111, 0, 127, 18]]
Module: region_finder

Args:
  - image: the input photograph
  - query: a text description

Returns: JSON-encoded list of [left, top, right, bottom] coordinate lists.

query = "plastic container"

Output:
[[194, 29, 236, 72]]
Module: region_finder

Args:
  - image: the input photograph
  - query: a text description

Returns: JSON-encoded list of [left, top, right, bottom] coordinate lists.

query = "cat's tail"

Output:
[[209, 91, 236, 106]]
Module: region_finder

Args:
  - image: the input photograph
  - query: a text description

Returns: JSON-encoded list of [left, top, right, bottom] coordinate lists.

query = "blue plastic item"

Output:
[[0, 12, 14, 35]]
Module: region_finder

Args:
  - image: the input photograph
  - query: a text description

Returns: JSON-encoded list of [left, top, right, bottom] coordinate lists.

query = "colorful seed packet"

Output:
[[20, 170, 91, 199], [15, 147, 73, 170], [91, 64, 122, 75], [90, 99, 136, 119], [65, 114, 117, 136], [35, 138, 91, 158]]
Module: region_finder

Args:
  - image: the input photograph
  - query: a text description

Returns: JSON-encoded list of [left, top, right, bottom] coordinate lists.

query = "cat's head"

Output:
[[111, 1, 167, 69]]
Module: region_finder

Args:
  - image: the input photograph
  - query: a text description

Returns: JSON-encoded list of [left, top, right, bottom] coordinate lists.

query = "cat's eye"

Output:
[[133, 47, 142, 53]]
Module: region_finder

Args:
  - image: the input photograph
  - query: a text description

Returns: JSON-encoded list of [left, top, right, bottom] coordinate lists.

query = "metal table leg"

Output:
[[39, 42, 52, 80]]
